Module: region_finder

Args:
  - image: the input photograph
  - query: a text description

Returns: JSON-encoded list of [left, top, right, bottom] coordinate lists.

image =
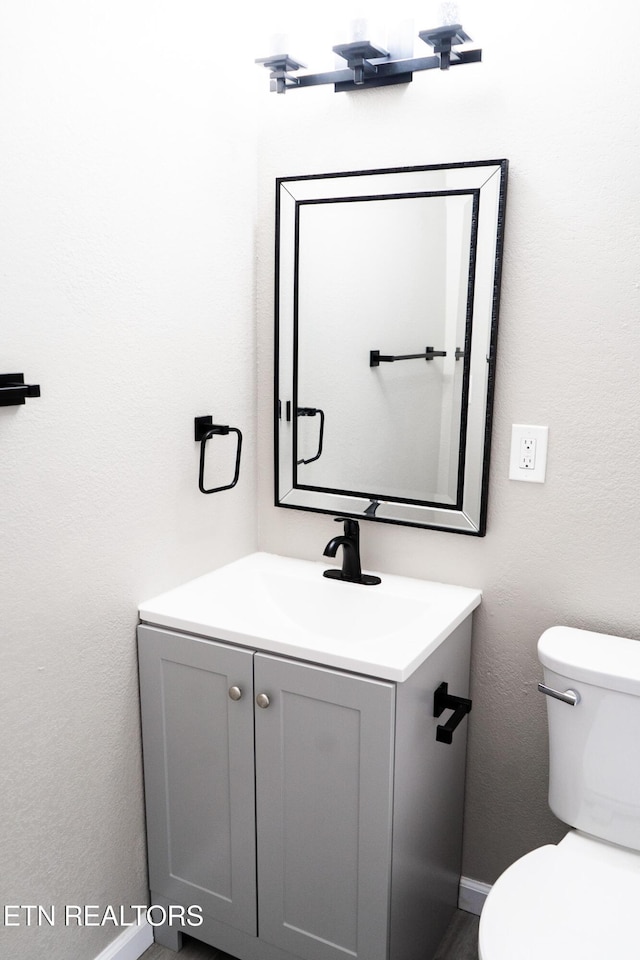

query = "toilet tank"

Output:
[[538, 626, 640, 852]]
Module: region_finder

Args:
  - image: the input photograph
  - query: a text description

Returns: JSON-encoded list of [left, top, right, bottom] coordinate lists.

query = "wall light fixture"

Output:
[[255, 23, 480, 94]]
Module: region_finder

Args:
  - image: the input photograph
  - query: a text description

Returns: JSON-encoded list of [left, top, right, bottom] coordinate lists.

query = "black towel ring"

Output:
[[194, 416, 243, 495]]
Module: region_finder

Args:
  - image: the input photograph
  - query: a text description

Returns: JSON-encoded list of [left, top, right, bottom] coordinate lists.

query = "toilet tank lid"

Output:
[[539, 626, 640, 696]]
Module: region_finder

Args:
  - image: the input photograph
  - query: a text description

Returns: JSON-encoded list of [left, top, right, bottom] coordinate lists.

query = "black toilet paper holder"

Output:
[[433, 682, 472, 744]]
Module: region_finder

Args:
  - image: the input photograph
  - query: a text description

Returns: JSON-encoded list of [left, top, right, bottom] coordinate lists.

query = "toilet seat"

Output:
[[478, 831, 640, 960]]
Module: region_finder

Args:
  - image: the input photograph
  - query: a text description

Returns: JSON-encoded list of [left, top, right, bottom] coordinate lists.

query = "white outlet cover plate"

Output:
[[509, 424, 549, 483]]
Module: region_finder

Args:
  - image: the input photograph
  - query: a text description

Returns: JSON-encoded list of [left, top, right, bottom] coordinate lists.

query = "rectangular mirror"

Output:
[[275, 160, 508, 534]]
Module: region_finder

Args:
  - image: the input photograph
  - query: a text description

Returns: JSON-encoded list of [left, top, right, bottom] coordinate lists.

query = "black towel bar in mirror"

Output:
[[194, 416, 243, 494], [0, 373, 41, 406], [369, 347, 461, 367]]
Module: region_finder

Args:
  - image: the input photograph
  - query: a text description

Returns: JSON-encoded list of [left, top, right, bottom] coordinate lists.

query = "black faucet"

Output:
[[322, 518, 381, 586]]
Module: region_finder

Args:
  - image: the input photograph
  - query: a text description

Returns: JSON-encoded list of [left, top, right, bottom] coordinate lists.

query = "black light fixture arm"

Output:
[[256, 24, 480, 94], [418, 24, 473, 69]]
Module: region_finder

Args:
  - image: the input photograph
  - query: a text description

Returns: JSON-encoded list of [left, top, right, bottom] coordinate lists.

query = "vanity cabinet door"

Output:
[[137, 625, 257, 934], [254, 653, 396, 960]]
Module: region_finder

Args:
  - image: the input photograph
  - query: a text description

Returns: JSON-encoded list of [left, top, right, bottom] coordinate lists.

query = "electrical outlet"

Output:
[[509, 425, 548, 482], [519, 437, 536, 470]]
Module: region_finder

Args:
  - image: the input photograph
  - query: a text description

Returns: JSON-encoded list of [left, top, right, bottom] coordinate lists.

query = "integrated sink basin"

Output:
[[138, 552, 481, 681]]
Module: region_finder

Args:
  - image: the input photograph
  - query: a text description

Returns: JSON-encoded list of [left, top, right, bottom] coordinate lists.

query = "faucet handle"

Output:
[[334, 517, 359, 539]]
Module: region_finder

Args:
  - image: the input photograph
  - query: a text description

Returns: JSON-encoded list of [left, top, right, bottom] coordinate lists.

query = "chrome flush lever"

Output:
[[538, 683, 581, 706]]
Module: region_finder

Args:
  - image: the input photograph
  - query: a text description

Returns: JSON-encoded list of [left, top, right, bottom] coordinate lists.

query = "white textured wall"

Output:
[[1, 3, 257, 958], [256, 0, 640, 884]]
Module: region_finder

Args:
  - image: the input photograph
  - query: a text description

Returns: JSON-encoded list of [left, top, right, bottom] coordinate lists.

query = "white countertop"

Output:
[[138, 552, 482, 682]]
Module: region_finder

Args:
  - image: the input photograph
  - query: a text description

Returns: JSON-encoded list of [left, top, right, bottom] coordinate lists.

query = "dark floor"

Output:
[[141, 909, 479, 960]]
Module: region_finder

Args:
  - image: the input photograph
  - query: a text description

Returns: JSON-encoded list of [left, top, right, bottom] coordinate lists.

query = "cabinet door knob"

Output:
[[256, 693, 270, 709], [229, 685, 243, 701]]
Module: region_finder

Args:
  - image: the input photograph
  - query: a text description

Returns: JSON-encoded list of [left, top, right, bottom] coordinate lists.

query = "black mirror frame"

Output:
[[274, 159, 508, 536]]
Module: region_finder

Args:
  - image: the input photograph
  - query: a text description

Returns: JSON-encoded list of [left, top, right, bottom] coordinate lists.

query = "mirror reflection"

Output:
[[275, 161, 508, 534]]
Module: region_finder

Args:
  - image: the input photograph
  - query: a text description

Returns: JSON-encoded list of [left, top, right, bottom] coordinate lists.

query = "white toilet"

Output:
[[479, 625, 640, 960]]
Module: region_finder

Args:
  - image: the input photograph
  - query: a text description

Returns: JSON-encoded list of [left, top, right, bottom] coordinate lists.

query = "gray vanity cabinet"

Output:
[[137, 617, 471, 960], [137, 628, 258, 933], [138, 625, 396, 960], [254, 651, 395, 960]]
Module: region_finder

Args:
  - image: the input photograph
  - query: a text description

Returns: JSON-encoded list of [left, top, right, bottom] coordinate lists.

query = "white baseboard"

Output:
[[458, 876, 492, 916], [93, 921, 154, 960]]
